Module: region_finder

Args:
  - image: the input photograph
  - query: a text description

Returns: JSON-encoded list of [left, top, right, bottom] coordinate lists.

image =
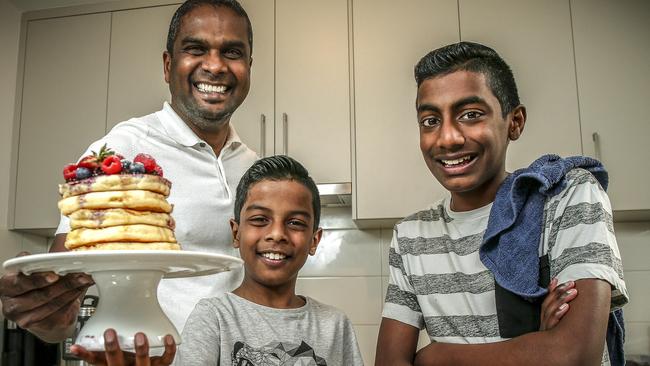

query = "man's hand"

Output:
[[0, 251, 94, 343], [540, 278, 578, 331], [71, 329, 176, 366]]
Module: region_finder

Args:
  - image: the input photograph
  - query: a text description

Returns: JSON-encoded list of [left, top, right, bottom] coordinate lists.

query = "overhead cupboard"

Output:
[[8, 0, 650, 233]]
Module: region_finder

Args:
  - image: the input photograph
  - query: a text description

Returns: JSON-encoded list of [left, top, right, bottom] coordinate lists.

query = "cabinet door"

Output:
[[459, 0, 582, 171], [231, 0, 275, 157], [572, 0, 650, 211], [106, 5, 176, 130], [275, 0, 351, 184], [353, 0, 459, 220], [14, 13, 111, 229]]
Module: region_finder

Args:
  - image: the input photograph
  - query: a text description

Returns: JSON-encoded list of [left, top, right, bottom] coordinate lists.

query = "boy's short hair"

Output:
[[166, 0, 253, 56], [414, 41, 520, 117], [234, 156, 321, 231]]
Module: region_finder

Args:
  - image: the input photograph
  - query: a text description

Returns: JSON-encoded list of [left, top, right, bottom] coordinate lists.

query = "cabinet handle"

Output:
[[592, 132, 602, 161], [260, 114, 266, 157], [282, 113, 288, 155]]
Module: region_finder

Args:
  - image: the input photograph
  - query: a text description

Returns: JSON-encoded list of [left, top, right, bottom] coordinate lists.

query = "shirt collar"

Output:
[[157, 102, 243, 151]]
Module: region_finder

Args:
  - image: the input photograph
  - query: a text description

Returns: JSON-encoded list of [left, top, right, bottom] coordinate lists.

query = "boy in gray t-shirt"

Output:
[[174, 155, 364, 365], [71, 156, 364, 366]]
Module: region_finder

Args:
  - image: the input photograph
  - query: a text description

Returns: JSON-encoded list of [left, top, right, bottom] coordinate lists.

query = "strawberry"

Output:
[[153, 165, 164, 177], [77, 144, 116, 172], [63, 164, 78, 181], [134, 153, 157, 173], [77, 155, 99, 170], [101, 155, 122, 174]]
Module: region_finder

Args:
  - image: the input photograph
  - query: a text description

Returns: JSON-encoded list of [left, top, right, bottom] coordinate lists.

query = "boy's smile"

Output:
[[231, 179, 322, 294], [416, 70, 525, 211]]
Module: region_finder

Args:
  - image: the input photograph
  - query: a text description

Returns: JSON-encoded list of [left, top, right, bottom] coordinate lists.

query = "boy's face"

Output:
[[416, 70, 523, 203], [230, 179, 322, 289]]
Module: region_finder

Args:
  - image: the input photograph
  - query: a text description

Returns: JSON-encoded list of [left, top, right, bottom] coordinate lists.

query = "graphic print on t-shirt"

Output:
[[231, 340, 327, 365]]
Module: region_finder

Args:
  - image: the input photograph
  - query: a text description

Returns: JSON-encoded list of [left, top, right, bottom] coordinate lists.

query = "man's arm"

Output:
[[0, 233, 92, 343], [375, 317, 420, 366], [413, 279, 610, 366]]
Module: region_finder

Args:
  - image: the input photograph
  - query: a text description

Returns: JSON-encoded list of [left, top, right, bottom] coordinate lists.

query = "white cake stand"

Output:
[[3, 250, 243, 352]]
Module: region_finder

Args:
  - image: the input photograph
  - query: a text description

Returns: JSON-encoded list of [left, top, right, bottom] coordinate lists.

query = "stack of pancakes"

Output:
[[58, 174, 180, 251]]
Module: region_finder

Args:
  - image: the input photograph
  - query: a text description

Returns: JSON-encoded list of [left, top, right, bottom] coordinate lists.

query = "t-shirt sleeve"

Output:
[[381, 226, 424, 329], [174, 299, 221, 366], [546, 169, 628, 310]]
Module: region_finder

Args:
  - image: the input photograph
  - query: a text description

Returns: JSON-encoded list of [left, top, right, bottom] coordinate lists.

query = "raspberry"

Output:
[[153, 165, 164, 177], [63, 164, 78, 181], [133, 153, 157, 173], [101, 155, 122, 174]]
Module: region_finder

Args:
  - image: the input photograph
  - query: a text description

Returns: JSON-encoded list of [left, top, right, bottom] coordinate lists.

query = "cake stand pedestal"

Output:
[[3, 250, 242, 351]]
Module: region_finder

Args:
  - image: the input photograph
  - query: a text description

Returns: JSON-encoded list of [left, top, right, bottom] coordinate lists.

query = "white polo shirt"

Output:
[[56, 102, 258, 331]]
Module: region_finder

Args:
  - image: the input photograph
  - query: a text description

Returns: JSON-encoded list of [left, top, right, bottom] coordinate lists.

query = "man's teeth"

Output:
[[261, 252, 286, 260], [441, 156, 472, 166], [196, 83, 227, 93]]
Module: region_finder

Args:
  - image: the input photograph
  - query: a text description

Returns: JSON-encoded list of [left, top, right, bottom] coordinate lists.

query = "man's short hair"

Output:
[[234, 156, 321, 231], [414, 42, 520, 117], [166, 0, 253, 56]]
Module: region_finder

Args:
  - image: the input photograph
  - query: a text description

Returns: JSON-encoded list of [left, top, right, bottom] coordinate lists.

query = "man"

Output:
[[0, 0, 257, 343], [376, 42, 628, 365]]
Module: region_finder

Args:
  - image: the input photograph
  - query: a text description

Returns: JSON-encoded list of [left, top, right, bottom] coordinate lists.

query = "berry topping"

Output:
[[133, 153, 157, 173], [130, 162, 146, 174], [121, 159, 132, 171], [77, 155, 99, 171], [153, 165, 164, 177], [75, 167, 92, 180], [63, 164, 78, 181], [101, 155, 122, 174]]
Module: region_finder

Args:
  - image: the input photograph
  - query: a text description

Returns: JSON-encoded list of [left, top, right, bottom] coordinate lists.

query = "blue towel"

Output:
[[480, 154, 624, 365]]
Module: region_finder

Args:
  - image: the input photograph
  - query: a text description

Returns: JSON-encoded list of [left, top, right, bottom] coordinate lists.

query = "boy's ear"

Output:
[[230, 219, 240, 248], [508, 105, 527, 141], [309, 228, 323, 256]]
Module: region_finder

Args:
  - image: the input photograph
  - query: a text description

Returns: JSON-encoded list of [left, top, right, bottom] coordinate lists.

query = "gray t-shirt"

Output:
[[175, 292, 364, 366]]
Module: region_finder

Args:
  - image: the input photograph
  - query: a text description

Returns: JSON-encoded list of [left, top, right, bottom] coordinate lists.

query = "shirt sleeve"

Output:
[[546, 169, 628, 310], [381, 226, 424, 329], [174, 299, 221, 366]]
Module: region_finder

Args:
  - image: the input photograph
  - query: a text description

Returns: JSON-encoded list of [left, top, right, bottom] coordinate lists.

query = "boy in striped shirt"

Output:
[[376, 42, 627, 366]]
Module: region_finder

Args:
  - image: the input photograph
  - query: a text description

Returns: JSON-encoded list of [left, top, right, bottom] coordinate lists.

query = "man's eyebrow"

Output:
[[180, 36, 207, 46]]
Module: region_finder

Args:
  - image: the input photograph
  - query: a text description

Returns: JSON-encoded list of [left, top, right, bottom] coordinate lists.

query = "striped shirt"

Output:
[[383, 169, 628, 364]]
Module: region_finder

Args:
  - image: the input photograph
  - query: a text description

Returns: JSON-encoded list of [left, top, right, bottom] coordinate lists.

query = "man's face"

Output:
[[416, 70, 516, 200], [163, 5, 251, 131], [230, 179, 322, 289]]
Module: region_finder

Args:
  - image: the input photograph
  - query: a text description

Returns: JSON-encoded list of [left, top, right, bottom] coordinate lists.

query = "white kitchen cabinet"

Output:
[[106, 5, 177, 130], [13, 13, 111, 230], [234, 0, 352, 184], [459, 0, 582, 171], [352, 0, 459, 221], [571, 0, 650, 212], [230, 0, 275, 158]]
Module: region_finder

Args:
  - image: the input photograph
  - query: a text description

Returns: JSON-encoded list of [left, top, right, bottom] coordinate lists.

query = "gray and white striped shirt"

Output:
[[383, 168, 628, 364]]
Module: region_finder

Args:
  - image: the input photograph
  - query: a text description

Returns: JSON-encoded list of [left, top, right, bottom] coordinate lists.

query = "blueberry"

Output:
[[121, 159, 132, 171], [130, 162, 145, 174], [76, 167, 92, 180]]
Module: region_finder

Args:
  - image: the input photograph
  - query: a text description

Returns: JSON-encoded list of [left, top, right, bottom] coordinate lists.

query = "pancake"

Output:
[[58, 190, 172, 215], [71, 242, 182, 251], [59, 174, 171, 198], [68, 208, 175, 229], [65, 224, 176, 249]]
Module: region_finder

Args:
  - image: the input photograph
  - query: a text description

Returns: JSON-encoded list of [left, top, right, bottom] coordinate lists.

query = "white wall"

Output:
[[0, 0, 48, 271]]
